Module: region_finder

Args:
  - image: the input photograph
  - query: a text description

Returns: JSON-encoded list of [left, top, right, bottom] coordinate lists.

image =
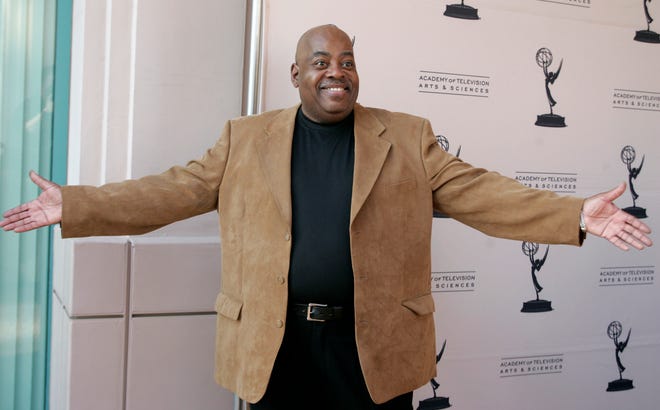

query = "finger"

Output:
[[5, 221, 36, 233], [626, 235, 646, 251], [621, 215, 653, 246], [28, 170, 56, 191], [619, 230, 647, 250], [619, 224, 653, 250], [599, 182, 626, 203], [2, 219, 24, 232], [13, 221, 40, 233], [0, 210, 28, 230], [2, 203, 29, 219], [627, 216, 652, 234], [2, 211, 47, 232], [609, 235, 629, 251], [632, 230, 653, 247]]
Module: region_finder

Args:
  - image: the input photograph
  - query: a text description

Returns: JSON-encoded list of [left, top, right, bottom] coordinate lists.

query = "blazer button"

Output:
[[277, 275, 286, 284], [284, 233, 291, 241], [275, 319, 284, 328]]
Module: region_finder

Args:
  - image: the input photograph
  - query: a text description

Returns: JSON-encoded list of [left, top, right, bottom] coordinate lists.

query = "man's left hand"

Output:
[[582, 182, 653, 251]]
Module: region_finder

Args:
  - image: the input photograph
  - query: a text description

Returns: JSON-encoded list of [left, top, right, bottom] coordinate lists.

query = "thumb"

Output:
[[598, 182, 626, 203], [29, 170, 57, 191]]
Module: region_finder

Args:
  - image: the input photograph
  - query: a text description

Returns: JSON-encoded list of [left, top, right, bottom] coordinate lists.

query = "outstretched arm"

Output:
[[0, 171, 62, 233], [582, 182, 652, 251]]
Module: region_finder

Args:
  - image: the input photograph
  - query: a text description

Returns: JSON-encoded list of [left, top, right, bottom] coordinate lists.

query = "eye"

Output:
[[314, 60, 328, 68], [342, 61, 354, 69]]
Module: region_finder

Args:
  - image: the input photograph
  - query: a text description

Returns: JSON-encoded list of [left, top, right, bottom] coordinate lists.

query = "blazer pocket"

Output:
[[215, 292, 243, 321], [401, 293, 435, 316]]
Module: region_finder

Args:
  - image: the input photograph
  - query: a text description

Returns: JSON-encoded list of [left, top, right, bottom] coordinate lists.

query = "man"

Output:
[[1, 24, 652, 410]]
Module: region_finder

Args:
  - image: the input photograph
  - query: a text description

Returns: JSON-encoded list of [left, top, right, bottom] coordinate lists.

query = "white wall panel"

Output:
[[129, 237, 221, 314], [54, 1, 246, 409], [68, 318, 125, 410], [52, 233, 129, 317], [125, 315, 234, 410], [130, 0, 244, 180], [49, 298, 72, 410]]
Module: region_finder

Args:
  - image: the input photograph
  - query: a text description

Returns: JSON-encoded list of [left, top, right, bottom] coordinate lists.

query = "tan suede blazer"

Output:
[[61, 103, 583, 404]]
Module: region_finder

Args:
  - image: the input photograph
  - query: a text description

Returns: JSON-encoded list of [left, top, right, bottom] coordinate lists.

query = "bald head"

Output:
[[290, 24, 359, 123], [295, 24, 353, 64]]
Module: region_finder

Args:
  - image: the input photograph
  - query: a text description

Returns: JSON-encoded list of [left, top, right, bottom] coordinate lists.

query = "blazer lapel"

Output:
[[350, 104, 390, 225], [256, 104, 389, 228], [256, 105, 298, 229]]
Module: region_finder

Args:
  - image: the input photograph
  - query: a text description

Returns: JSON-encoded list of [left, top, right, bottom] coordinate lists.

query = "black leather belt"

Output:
[[292, 303, 345, 322]]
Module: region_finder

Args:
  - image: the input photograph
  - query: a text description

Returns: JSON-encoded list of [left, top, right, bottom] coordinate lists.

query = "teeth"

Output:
[[326, 87, 344, 91]]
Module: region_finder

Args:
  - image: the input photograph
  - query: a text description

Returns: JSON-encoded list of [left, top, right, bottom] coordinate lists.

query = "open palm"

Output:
[[582, 183, 652, 251], [0, 171, 62, 233]]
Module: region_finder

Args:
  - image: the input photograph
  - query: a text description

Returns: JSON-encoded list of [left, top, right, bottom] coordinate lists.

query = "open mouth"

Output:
[[320, 83, 350, 93]]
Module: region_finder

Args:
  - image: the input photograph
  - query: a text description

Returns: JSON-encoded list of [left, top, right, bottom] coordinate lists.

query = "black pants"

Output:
[[250, 311, 413, 410]]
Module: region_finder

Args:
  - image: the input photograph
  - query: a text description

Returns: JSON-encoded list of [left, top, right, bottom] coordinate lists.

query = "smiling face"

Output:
[[290, 25, 359, 124]]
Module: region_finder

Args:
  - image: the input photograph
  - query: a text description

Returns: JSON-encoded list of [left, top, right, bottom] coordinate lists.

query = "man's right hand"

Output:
[[1, 171, 62, 233]]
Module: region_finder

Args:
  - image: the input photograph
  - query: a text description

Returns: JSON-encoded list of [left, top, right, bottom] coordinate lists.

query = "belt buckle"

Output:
[[306, 303, 327, 322]]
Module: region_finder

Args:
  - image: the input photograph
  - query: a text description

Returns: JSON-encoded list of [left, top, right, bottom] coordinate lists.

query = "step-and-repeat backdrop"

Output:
[[259, 1, 659, 408]]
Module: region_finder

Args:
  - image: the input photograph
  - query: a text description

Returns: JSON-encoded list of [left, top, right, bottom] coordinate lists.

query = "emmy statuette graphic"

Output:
[[635, 0, 660, 43], [444, 0, 480, 20], [621, 145, 647, 218], [521, 242, 552, 313], [417, 340, 451, 409], [606, 321, 634, 391], [535, 48, 566, 127], [433, 136, 461, 218]]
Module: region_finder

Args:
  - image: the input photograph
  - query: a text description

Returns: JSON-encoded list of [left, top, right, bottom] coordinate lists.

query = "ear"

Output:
[[290, 63, 300, 88]]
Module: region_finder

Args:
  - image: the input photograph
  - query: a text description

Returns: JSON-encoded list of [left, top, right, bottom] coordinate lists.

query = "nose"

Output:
[[326, 61, 345, 78]]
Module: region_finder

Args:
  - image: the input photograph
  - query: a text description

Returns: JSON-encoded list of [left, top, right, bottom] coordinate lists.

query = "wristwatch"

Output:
[[579, 211, 587, 243]]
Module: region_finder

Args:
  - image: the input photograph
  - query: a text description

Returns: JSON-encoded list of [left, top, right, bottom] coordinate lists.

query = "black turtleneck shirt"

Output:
[[288, 108, 355, 306]]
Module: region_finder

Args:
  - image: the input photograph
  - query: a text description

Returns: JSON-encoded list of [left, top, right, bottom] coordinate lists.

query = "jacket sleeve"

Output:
[[420, 119, 584, 246], [60, 121, 233, 238]]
